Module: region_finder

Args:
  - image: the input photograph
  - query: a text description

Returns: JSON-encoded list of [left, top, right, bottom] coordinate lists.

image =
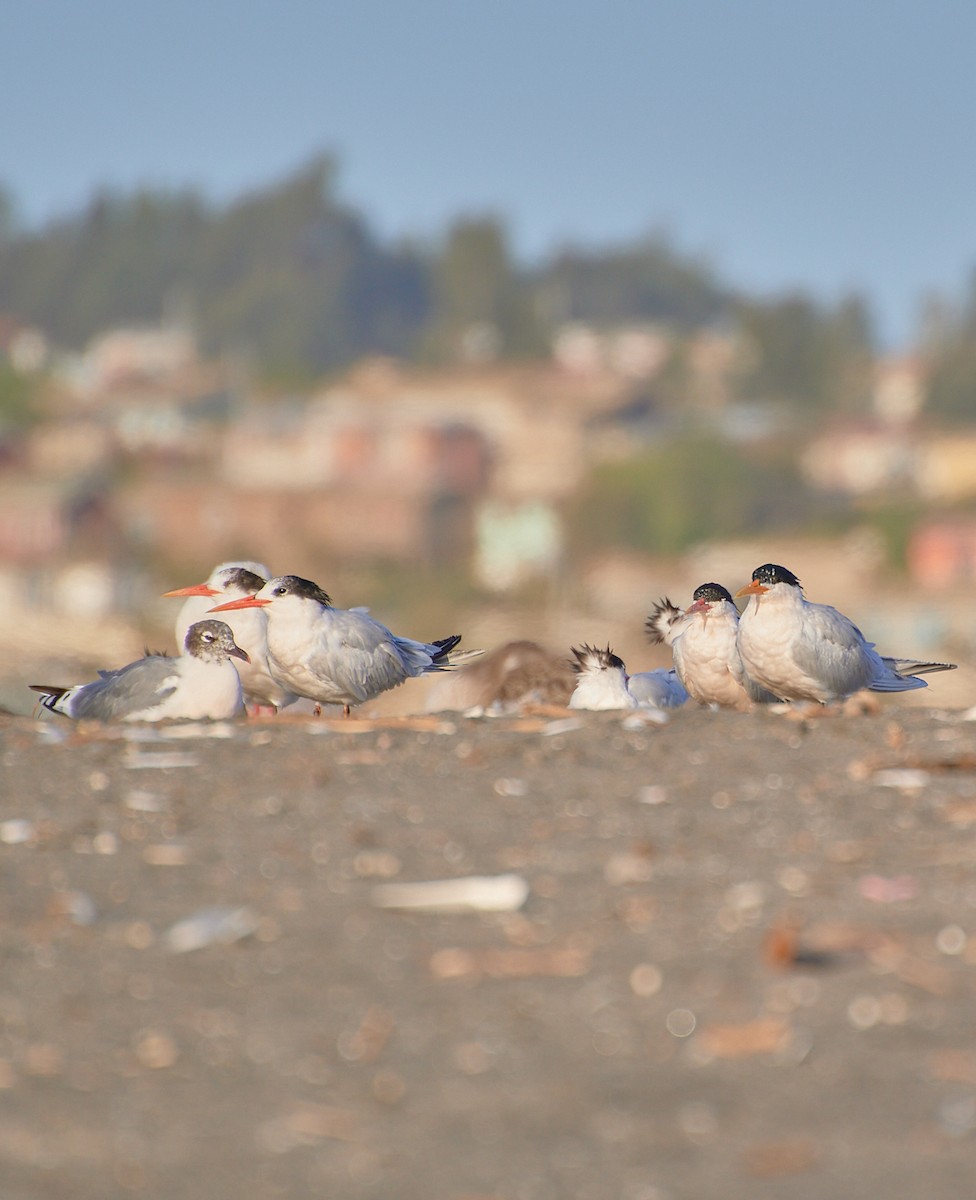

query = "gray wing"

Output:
[[69, 655, 180, 719], [307, 610, 412, 703], [790, 603, 879, 695], [629, 669, 689, 709]]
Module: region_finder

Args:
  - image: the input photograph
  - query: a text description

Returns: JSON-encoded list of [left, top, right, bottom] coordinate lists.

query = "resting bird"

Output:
[[163, 561, 297, 712], [647, 583, 777, 710], [735, 563, 956, 704], [568, 644, 688, 711], [30, 620, 248, 722], [424, 639, 575, 713], [210, 574, 472, 714]]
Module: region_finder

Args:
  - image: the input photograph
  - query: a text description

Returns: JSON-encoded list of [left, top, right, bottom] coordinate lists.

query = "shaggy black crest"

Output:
[[570, 644, 626, 675], [270, 576, 334, 607], [645, 597, 681, 644], [692, 582, 733, 603], [224, 567, 267, 594], [752, 563, 801, 589]]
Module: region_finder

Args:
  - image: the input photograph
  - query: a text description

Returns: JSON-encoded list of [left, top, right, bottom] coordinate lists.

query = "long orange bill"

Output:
[[209, 597, 270, 612], [162, 584, 218, 598]]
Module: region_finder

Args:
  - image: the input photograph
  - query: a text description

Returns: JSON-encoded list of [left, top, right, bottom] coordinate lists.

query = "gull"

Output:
[[568, 644, 688, 711], [647, 583, 777, 710], [30, 620, 248, 722], [735, 562, 957, 704], [163, 560, 297, 711], [210, 574, 471, 714]]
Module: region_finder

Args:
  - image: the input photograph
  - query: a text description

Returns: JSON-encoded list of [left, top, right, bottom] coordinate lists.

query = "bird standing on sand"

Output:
[[163, 561, 297, 712], [735, 563, 956, 703], [30, 620, 249, 722], [568, 644, 688, 711], [647, 583, 777, 710], [210, 574, 470, 714]]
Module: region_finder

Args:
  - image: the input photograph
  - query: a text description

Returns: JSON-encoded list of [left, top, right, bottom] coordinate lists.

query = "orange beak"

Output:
[[209, 596, 270, 612], [734, 580, 768, 599], [163, 583, 218, 598]]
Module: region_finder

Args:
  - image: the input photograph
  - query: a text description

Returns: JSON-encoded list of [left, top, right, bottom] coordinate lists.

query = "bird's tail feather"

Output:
[[430, 634, 463, 662], [426, 636, 484, 672], [430, 647, 484, 671], [28, 684, 69, 713], [882, 657, 957, 678], [869, 674, 929, 693]]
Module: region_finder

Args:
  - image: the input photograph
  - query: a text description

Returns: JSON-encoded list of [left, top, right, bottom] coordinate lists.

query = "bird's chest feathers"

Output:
[[684, 616, 736, 662]]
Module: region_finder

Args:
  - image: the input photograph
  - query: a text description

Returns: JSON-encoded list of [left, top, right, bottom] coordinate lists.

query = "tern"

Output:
[[735, 563, 957, 703], [30, 620, 248, 722], [210, 574, 471, 714], [163, 561, 297, 712], [647, 583, 777, 710], [568, 644, 688, 711]]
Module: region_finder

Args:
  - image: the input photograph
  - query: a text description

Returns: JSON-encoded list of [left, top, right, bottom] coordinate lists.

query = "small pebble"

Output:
[[936, 925, 968, 956], [871, 768, 931, 791], [666, 1009, 697, 1038], [371, 873, 529, 913], [164, 906, 261, 953], [125, 790, 163, 813], [637, 785, 668, 806], [0, 819, 34, 845], [629, 963, 663, 997], [133, 1030, 178, 1069]]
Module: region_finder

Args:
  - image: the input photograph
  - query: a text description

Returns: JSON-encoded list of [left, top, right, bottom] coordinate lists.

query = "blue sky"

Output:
[[4, 0, 976, 346]]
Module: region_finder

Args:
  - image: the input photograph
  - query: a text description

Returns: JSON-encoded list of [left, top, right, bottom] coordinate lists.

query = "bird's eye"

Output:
[[274, 586, 287, 596]]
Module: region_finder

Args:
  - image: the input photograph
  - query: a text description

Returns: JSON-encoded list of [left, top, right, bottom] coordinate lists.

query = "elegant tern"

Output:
[[647, 583, 777, 710], [568, 644, 688, 711], [735, 563, 957, 703], [163, 561, 297, 711], [210, 574, 471, 713]]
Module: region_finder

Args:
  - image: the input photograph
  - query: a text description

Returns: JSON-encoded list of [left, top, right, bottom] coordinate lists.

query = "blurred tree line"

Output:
[[0, 156, 879, 404]]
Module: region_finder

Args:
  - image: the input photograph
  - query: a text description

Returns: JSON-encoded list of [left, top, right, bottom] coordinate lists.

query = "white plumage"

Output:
[[735, 563, 956, 703], [164, 560, 297, 711], [647, 583, 776, 710], [30, 620, 248, 722], [568, 644, 687, 711], [210, 574, 470, 713]]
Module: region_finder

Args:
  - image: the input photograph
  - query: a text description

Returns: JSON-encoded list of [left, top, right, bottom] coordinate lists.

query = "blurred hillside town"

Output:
[[0, 159, 974, 705]]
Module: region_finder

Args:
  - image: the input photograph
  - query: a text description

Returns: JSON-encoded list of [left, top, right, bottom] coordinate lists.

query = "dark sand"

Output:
[[2, 701, 976, 1199]]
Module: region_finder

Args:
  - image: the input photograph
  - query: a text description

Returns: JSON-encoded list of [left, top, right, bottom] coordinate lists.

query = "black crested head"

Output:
[[268, 575, 333, 607], [693, 582, 733, 604], [646, 597, 681, 644], [570, 644, 626, 675], [752, 563, 801, 589], [222, 567, 267, 594]]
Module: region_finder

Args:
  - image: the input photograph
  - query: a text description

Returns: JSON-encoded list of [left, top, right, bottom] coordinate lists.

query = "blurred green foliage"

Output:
[[4, 156, 976, 431], [923, 271, 976, 424], [0, 157, 878, 398], [569, 435, 818, 557], [0, 363, 39, 429]]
